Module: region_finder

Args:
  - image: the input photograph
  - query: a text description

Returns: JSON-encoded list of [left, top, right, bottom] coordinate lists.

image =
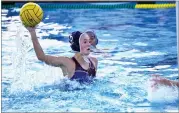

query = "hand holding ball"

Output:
[[20, 2, 43, 27]]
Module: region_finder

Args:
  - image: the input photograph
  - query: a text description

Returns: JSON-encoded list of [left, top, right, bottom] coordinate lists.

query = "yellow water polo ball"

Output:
[[20, 2, 43, 27]]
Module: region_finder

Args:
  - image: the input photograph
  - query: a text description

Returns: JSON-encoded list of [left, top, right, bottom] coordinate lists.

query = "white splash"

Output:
[[134, 42, 148, 46], [147, 80, 178, 103]]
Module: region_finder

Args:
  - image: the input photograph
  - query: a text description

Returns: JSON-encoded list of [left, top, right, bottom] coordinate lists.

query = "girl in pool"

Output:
[[26, 27, 98, 83]]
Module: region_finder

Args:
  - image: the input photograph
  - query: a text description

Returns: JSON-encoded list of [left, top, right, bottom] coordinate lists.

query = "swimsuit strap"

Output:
[[72, 57, 96, 77], [72, 57, 87, 71], [87, 58, 96, 77]]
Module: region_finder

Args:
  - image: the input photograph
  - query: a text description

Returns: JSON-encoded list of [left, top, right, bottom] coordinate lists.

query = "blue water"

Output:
[[2, 2, 179, 112]]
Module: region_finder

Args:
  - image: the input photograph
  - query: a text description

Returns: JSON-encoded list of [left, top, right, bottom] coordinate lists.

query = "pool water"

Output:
[[2, 2, 179, 112]]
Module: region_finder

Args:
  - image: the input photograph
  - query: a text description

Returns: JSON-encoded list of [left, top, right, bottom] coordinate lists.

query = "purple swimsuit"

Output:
[[70, 57, 96, 83]]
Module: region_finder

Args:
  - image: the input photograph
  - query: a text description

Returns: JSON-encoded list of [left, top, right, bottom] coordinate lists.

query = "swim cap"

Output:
[[69, 31, 82, 52]]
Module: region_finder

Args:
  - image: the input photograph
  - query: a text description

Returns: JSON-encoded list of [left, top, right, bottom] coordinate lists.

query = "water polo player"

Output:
[[26, 27, 98, 83]]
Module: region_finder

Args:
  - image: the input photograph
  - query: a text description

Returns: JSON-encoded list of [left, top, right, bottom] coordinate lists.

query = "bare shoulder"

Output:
[[45, 55, 74, 68], [59, 56, 75, 66], [89, 57, 98, 68], [90, 57, 98, 63], [57, 56, 75, 74]]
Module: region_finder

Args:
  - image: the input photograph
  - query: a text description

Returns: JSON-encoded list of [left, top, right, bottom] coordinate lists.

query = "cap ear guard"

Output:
[[69, 35, 73, 44], [69, 31, 82, 52]]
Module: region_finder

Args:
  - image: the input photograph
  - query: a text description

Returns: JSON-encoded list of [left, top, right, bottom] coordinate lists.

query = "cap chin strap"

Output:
[[79, 33, 90, 63], [81, 54, 90, 63]]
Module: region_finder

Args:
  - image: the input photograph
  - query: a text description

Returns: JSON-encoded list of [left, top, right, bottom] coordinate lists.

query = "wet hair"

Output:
[[86, 30, 98, 45], [69, 31, 82, 52]]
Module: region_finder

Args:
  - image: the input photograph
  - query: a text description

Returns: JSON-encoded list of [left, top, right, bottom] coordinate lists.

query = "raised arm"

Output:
[[27, 27, 70, 67]]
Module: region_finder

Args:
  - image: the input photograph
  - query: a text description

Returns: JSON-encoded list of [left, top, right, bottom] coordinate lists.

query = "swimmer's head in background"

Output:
[[86, 30, 98, 47], [69, 31, 82, 52]]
